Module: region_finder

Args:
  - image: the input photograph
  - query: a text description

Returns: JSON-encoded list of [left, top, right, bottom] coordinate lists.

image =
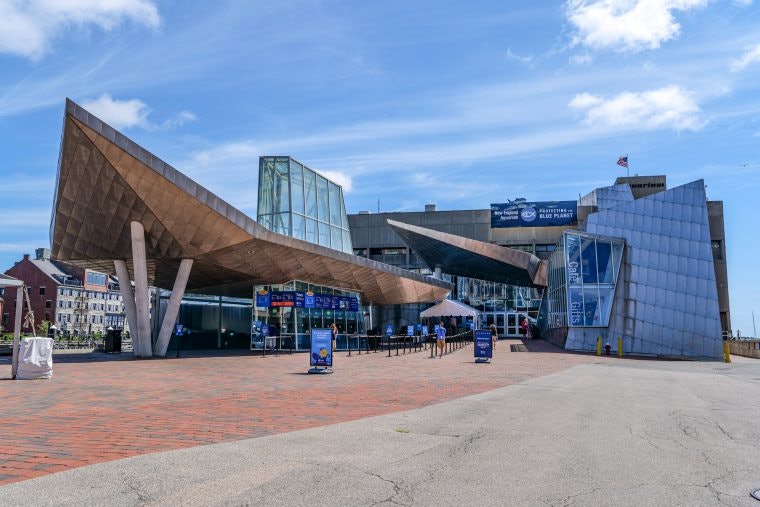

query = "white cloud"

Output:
[[569, 53, 593, 65], [730, 44, 760, 71], [569, 85, 704, 131], [505, 47, 534, 64], [80, 94, 196, 131], [0, 0, 160, 60], [81, 93, 150, 129], [317, 170, 353, 192], [566, 0, 708, 53]]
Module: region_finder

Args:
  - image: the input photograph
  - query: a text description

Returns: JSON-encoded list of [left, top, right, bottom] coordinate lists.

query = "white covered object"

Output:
[[16, 337, 53, 380]]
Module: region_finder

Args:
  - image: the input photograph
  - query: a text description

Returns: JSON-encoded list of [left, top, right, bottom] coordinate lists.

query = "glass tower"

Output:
[[257, 156, 352, 254]]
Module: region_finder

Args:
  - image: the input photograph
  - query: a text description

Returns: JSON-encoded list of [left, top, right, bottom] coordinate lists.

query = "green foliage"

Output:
[[36, 320, 51, 335]]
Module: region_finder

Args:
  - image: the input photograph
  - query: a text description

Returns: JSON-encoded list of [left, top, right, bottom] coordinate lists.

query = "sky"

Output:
[[0, 0, 758, 335]]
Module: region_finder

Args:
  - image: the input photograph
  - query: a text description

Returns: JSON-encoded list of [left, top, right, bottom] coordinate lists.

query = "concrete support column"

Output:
[[11, 286, 24, 379], [114, 259, 140, 356], [434, 266, 442, 280], [154, 259, 193, 357], [131, 221, 152, 357]]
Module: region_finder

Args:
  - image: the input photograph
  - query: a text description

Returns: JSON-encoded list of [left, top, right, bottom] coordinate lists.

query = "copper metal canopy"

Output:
[[50, 99, 451, 304], [387, 219, 547, 287]]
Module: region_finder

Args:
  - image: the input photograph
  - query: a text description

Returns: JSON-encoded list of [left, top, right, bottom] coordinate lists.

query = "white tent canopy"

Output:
[[420, 299, 480, 319]]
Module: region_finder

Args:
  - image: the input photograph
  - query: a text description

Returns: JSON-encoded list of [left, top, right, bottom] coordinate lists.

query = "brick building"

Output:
[[3, 248, 128, 336]]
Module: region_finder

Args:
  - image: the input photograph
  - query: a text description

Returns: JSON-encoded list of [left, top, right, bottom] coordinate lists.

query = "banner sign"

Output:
[[422, 325, 429, 335], [257, 291, 361, 312], [255, 290, 270, 307], [310, 328, 333, 367], [385, 324, 393, 336], [174, 323, 184, 336], [270, 291, 295, 307], [474, 329, 493, 359], [491, 201, 577, 228], [407, 325, 414, 336]]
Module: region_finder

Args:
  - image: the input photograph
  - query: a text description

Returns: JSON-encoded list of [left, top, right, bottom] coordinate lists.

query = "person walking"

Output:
[[436, 321, 446, 358], [331, 322, 338, 351], [490, 323, 498, 350]]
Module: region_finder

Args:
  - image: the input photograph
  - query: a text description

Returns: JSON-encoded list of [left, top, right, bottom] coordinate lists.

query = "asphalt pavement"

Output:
[[2, 356, 759, 506]]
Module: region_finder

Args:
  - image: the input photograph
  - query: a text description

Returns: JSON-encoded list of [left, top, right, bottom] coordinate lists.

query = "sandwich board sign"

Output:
[[474, 329, 492, 363], [308, 328, 333, 374]]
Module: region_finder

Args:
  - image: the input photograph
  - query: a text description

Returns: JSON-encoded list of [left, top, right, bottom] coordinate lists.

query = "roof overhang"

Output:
[[387, 219, 547, 287], [49, 100, 451, 305]]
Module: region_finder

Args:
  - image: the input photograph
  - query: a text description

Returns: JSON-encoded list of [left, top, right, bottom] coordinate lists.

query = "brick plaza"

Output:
[[0, 341, 601, 486]]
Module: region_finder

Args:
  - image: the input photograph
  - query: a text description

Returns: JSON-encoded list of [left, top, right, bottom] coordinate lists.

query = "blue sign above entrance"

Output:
[[491, 201, 577, 228]]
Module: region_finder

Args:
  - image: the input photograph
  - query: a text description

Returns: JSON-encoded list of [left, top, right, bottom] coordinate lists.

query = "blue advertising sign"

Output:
[[310, 328, 333, 367], [256, 290, 270, 307], [385, 324, 394, 336], [422, 325, 429, 335], [261, 323, 269, 337], [469, 322, 476, 331], [304, 291, 316, 308], [174, 323, 184, 336], [314, 294, 328, 309], [491, 201, 577, 228], [270, 291, 295, 307], [294, 291, 305, 307], [407, 325, 414, 336], [474, 329, 493, 359], [349, 297, 359, 311]]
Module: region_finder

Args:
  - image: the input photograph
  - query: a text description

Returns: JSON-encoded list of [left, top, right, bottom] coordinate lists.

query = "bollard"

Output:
[[430, 336, 434, 358], [724, 342, 731, 363], [596, 336, 601, 357], [617, 337, 623, 358]]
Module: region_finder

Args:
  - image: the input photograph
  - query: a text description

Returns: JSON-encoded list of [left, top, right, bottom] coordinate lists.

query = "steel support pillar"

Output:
[[130, 221, 152, 357], [114, 260, 140, 356], [154, 259, 193, 357], [11, 286, 24, 379]]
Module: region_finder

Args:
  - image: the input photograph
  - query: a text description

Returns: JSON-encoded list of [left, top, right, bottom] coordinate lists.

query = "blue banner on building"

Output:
[[491, 201, 577, 228], [294, 291, 305, 307], [305, 291, 316, 308], [310, 328, 333, 367], [474, 329, 493, 359], [256, 290, 270, 307]]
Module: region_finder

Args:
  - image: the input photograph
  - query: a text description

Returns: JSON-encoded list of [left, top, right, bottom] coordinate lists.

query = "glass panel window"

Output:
[[330, 226, 342, 250], [290, 161, 304, 214], [597, 287, 615, 325], [582, 287, 600, 326], [581, 238, 598, 284], [305, 218, 317, 243], [318, 221, 330, 247], [317, 176, 329, 222], [258, 159, 275, 217], [274, 160, 290, 213], [340, 189, 348, 228], [596, 241, 614, 283], [328, 182, 341, 225], [304, 169, 317, 219], [568, 286, 584, 326], [342, 229, 352, 253], [565, 233, 582, 285], [271, 213, 290, 236], [292, 214, 306, 240]]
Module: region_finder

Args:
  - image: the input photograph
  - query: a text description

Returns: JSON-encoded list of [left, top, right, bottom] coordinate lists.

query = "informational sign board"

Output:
[[310, 328, 333, 367], [469, 322, 476, 331], [407, 325, 414, 336], [255, 290, 270, 307], [261, 323, 269, 336], [474, 329, 493, 359], [385, 324, 394, 336], [491, 201, 577, 228], [174, 323, 184, 336], [305, 291, 316, 308], [422, 325, 429, 335]]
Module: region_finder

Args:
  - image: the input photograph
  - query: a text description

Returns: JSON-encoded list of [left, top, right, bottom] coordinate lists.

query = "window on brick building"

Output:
[[39, 286, 45, 295], [45, 300, 52, 309]]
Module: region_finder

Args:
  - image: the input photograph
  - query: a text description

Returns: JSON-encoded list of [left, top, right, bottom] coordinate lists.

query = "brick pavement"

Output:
[[0, 340, 602, 486]]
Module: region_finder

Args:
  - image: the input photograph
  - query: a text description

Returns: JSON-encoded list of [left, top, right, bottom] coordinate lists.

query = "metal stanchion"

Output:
[[347, 334, 352, 357]]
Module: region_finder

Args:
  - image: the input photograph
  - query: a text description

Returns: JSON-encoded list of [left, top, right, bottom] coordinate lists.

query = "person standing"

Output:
[[331, 322, 338, 351], [436, 321, 446, 358], [490, 323, 498, 350]]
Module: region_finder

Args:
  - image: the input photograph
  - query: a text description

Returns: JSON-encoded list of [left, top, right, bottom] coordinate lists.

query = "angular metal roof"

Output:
[[387, 219, 547, 287], [49, 99, 451, 304]]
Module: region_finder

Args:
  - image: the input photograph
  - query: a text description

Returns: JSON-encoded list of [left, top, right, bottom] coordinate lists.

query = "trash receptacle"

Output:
[[105, 329, 122, 353], [17, 337, 53, 380]]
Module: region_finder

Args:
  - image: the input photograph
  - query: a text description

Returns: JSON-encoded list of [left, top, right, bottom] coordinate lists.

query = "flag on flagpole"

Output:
[[617, 155, 628, 168]]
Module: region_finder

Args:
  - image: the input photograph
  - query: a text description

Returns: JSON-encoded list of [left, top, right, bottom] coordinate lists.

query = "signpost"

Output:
[[308, 328, 333, 374], [474, 329, 492, 363]]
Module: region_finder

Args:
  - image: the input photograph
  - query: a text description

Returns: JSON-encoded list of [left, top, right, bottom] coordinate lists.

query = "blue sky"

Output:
[[0, 0, 758, 334]]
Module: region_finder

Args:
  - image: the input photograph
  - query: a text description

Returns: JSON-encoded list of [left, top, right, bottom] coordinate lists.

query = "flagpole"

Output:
[[626, 153, 629, 177]]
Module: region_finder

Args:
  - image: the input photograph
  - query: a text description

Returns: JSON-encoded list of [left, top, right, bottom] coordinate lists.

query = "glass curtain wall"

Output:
[[257, 156, 352, 253], [539, 232, 624, 331], [251, 280, 364, 351]]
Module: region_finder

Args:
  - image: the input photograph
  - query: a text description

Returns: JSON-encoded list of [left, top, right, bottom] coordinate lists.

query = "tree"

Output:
[[37, 320, 51, 336]]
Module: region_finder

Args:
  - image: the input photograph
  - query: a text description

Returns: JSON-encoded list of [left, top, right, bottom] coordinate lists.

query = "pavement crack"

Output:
[[366, 470, 410, 507], [628, 426, 665, 453]]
